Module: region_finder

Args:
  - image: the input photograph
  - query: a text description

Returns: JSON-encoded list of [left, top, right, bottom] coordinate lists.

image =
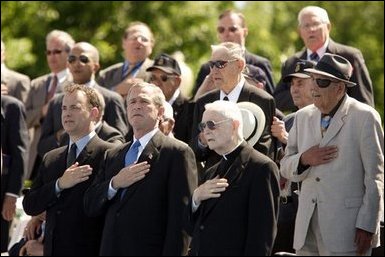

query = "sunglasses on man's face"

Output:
[[209, 59, 238, 69], [314, 78, 339, 88], [46, 49, 63, 55], [67, 55, 90, 64], [198, 119, 232, 132], [217, 25, 239, 34], [150, 74, 176, 82]]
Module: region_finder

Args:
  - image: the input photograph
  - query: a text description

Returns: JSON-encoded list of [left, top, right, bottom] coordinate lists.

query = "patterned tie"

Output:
[[121, 140, 141, 199], [320, 115, 331, 137], [310, 52, 319, 62], [46, 75, 58, 102], [66, 143, 77, 168], [223, 96, 229, 101]]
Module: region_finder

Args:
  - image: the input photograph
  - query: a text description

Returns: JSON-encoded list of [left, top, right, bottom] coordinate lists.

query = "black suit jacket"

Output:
[[191, 81, 276, 181], [193, 50, 275, 97], [185, 142, 280, 256], [274, 39, 374, 112], [38, 82, 128, 157], [172, 94, 195, 143], [1, 95, 29, 252], [23, 135, 113, 256], [84, 131, 197, 256]]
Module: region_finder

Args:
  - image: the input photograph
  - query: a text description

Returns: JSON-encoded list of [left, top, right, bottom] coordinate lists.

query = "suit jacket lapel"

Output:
[[321, 97, 349, 146], [118, 132, 162, 205]]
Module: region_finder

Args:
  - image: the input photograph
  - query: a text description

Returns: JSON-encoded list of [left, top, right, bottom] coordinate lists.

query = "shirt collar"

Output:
[[168, 89, 180, 106], [220, 77, 245, 102], [307, 38, 329, 60], [69, 130, 97, 157]]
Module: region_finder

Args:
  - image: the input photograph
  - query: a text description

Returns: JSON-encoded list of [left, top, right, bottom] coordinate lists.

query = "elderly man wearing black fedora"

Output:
[[281, 53, 384, 256], [147, 53, 193, 143], [185, 100, 279, 256]]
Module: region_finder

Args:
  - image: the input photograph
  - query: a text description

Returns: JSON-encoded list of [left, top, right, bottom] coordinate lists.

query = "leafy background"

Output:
[[2, 1, 383, 119]]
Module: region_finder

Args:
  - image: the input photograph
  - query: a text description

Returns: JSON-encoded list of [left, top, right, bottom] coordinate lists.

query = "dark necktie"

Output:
[[223, 96, 229, 101], [320, 115, 331, 137], [66, 143, 77, 168], [121, 140, 141, 199], [215, 158, 228, 178], [310, 52, 319, 62], [46, 75, 58, 102]]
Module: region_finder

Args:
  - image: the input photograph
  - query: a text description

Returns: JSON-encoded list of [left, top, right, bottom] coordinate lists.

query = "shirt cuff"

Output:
[[107, 179, 118, 200]]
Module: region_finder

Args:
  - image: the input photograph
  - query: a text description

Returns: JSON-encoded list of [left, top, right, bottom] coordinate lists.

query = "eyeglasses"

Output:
[[67, 55, 90, 64], [217, 25, 239, 34], [209, 59, 238, 69], [127, 35, 150, 43], [198, 119, 232, 132], [314, 78, 338, 88], [150, 74, 177, 82], [46, 49, 63, 55], [300, 21, 325, 31]]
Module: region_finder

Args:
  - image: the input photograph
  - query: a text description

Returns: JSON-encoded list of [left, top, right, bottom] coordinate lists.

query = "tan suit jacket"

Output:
[[281, 96, 384, 252], [1, 66, 30, 104]]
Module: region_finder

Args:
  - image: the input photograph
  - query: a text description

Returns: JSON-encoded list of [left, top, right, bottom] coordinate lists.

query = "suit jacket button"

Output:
[[315, 177, 321, 182], [56, 210, 62, 215], [116, 212, 120, 217], [199, 225, 204, 230]]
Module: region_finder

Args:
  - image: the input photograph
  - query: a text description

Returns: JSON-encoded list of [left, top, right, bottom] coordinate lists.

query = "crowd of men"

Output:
[[1, 5, 383, 256]]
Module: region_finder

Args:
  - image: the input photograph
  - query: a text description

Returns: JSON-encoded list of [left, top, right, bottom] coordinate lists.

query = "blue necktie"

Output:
[[320, 115, 331, 136], [310, 52, 319, 62], [121, 140, 141, 199]]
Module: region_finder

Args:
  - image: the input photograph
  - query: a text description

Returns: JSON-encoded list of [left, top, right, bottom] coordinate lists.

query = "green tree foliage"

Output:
[[1, 1, 383, 118]]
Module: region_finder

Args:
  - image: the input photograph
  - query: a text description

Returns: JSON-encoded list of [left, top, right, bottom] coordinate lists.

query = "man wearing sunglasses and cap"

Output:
[[281, 53, 384, 256], [146, 53, 193, 143]]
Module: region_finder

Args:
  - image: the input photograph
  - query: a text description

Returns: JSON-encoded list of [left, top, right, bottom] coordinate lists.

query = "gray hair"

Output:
[[211, 42, 245, 62], [46, 30, 75, 53], [298, 6, 330, 25], [127, 81, 165, 108], [204, 100, 243, 140]]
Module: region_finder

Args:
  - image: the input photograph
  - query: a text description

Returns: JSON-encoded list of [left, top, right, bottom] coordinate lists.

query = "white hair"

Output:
[[46, 30, 75, 53], [211, 42, 245, 62], [204, 100, 243, 140], [298, 6, 330, 25]]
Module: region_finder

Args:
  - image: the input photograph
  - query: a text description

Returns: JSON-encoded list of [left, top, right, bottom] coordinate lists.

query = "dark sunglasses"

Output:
[[198, 119, 231, 132], [217, 25, 239, 34], [209, 59, 237, 69], [150, 74, 176, 82], [314, 78, 338, 88], [67, 55, 90, 64], [46, 49, 63, 55]]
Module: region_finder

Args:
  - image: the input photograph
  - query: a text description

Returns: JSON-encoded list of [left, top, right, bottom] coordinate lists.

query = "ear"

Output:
[[243, 27, 248, 37], [90, 106, 100, 121], [157, 105, 165, 120], [233, 119, 240, 131], [93, 62, 100, 73]]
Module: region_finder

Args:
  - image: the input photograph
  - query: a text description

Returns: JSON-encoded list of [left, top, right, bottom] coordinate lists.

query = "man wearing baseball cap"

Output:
[[147, 53, 193, 143], [281, 53, 383, 256]]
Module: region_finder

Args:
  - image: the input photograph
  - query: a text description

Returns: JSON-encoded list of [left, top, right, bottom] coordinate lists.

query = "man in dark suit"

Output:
[[1, 40, 31, 104], [25, 30, 75, 180], [23, 84, 114, 256], [274, 6, 374, 112], [147, 53, 193, 143], [84, 82, 197, 256], [186, 100, 280, 256], [38, 42, 128, 158], [191, 42, 276, 181], [193, 10, 275, 98], [97, 21, 154, 97], [1, 95, 29, 253]]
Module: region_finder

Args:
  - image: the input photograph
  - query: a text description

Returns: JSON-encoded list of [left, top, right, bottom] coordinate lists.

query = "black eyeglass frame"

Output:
[[67, 55, 90, 64], [198, 119, 232, 132]]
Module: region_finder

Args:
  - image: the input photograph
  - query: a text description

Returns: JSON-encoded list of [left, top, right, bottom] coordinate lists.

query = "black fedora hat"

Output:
[[305, 53, 356, 87], [146, 53, 181, 75], [283, 59, 316, 83]]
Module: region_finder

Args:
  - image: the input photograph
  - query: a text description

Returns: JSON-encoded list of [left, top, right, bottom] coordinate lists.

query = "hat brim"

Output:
[[237, 102, 265, 147], [304, 68, 356, 87], [283, 73, 312, 83], [146, 66, 180, 75]]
